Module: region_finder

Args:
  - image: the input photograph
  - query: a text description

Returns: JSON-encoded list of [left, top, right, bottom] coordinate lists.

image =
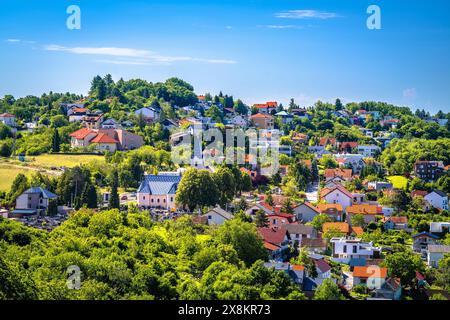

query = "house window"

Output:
[[151, 199, 154, 203], [353, 246, 357, 253], [343, 245, 347, 253], [170, 197, 173, 202], [157, 199, 160, 203], [143, 196, 145, 200], [208, 215, 212, 220]]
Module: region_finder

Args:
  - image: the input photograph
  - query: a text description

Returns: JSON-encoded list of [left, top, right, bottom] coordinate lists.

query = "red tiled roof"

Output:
[[320, 185, 353, 199], [353, 266, 388, 279], [324, 168, 353, 179], [316, 203, 344, 213], [323, 222, 349, 234], [411, 190, 429, 198], [263, 241, 280, 251], [90, 133, 119, 144], [258, 227, 287, 246], [315, 259, 331, 273], [382, 216, 408, 224], [319, 137, 337, 146], [295, 201, 320, 213], [72, 107, 88, 113], [351, 226, 364, 236], [346, 204, 379, 215], [69, 128, 95, 140], [251, 113, 273, 119], [0, 113, 15, 118]]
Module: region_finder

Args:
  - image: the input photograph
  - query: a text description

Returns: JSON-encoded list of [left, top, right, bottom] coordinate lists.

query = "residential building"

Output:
[[330, 237, 382, 262], [250, 113, 274, 129], [382, 216, 408, 230], [205, 207, 233, 225], [430, 222, 450, 235], [267, 213, 296, 228], [252, 102, 278, 115], [367, 181, 393, 192], [346, 204, 379, 225], [11, 187, 57, 217], [259, 227, 291, 260], [357, 145, 381, 157], [352, 266, 388, 288], [320, 185, 353, 211], [137, 172, 182, 210], [412, 232, 440, 253], [334, 154, 365, 174], [275, 111, 294, 124], [293, 202, 320, 222], [324, 168, 353, 181], [424, 190, 449, 210], [101, 118, 119, 129], [339, 141, 358, 153], [70, 128, 144, 151], [282, 224, 315, 246], [0, 113, 16, 127], [427, 245, 450, 268], [134, 106, 160, 122], [68, 107, 89, 122], [414, 161, 445, 182], [316, 204, 344, 222], [81, 114, 104, 129]]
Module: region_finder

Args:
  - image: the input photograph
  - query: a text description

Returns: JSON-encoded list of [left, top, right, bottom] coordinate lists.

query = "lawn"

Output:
[[25, 154, 106, 169], [387, 175, 408, 190], [0, 164, 37, 192]]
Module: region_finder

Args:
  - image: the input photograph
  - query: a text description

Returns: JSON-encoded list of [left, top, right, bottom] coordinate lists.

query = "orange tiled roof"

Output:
[[324, 168, 353, 179], [90, 133, 119, 144], [320, 185, 353, 199], [353, 266, 388, 279], [292, 265, 305, 271], [351, 226, 364, 236], [69, 128, 95, 140], [382, 216, 408, 224], [323, 222, 349, 234], [346, 204, 379, 215], [316, 203, 343, 213], [251, 113, 273, 119]]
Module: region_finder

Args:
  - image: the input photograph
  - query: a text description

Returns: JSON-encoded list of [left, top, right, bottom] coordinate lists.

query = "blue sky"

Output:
[[1, 0, 449, 113]]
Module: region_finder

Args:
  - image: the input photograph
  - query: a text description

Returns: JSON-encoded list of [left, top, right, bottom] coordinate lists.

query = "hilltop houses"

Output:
[[70, 128, 144, 152], [11, 187, 57, 217]]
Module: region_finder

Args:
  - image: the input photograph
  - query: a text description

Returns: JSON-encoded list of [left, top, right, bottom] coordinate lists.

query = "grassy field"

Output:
[[387, 175, 408, 190], [26, 154, 105, 168], [0, 164, 37, 192]]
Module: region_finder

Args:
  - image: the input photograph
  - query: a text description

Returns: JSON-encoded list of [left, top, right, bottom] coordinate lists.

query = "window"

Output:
[[343, 245, 347, 253], [208, 215, 212, 220], [353, 246, 357, 253]]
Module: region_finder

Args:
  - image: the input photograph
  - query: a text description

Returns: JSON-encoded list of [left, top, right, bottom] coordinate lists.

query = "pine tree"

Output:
[[80, 180, 98, 209], [255, 209, 269, 228], [51, 128, 60, 153], [109, 170, 120, 209]]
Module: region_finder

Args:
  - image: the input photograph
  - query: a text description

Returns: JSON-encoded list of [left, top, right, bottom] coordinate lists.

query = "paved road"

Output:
[[305, 181, 319, 202]]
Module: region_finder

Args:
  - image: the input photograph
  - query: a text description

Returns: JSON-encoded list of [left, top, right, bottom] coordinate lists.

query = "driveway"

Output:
[[305, 181, 319, 202]]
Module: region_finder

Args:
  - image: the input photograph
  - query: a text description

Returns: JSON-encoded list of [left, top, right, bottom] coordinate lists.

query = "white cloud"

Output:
[[225, 26, 233, 30], [264, 25, 304, 29], [6, 39, 21, 42], [403, 88, 417, 98], [43, 44, 236, 65], [275, 10, 339, 19]]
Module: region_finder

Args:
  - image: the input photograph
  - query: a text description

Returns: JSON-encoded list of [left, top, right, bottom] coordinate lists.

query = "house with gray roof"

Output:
[[205, 207, 233, 225], [12, 187, 57, 217], [427, 245, 450, 268], [137, 172, 182, 210]]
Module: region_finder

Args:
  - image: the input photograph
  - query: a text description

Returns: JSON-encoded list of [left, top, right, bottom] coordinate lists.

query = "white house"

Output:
[[357, 145, 381, 157], [135, 107, 160, 121], [229, 115, 248, 127], [427, 245, 450, 268], [101, 118, 119, 129], [320, 186, 354, 211], [205, 207, 233, 225], [334, 154, 365, 174], [282, 224, 315, 246], [293, 202, 320, 222], [330, 237, 382, 263], [430, 222, 450, 234], [0, 113, 16, 127], [424, 190, 449, 210]]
